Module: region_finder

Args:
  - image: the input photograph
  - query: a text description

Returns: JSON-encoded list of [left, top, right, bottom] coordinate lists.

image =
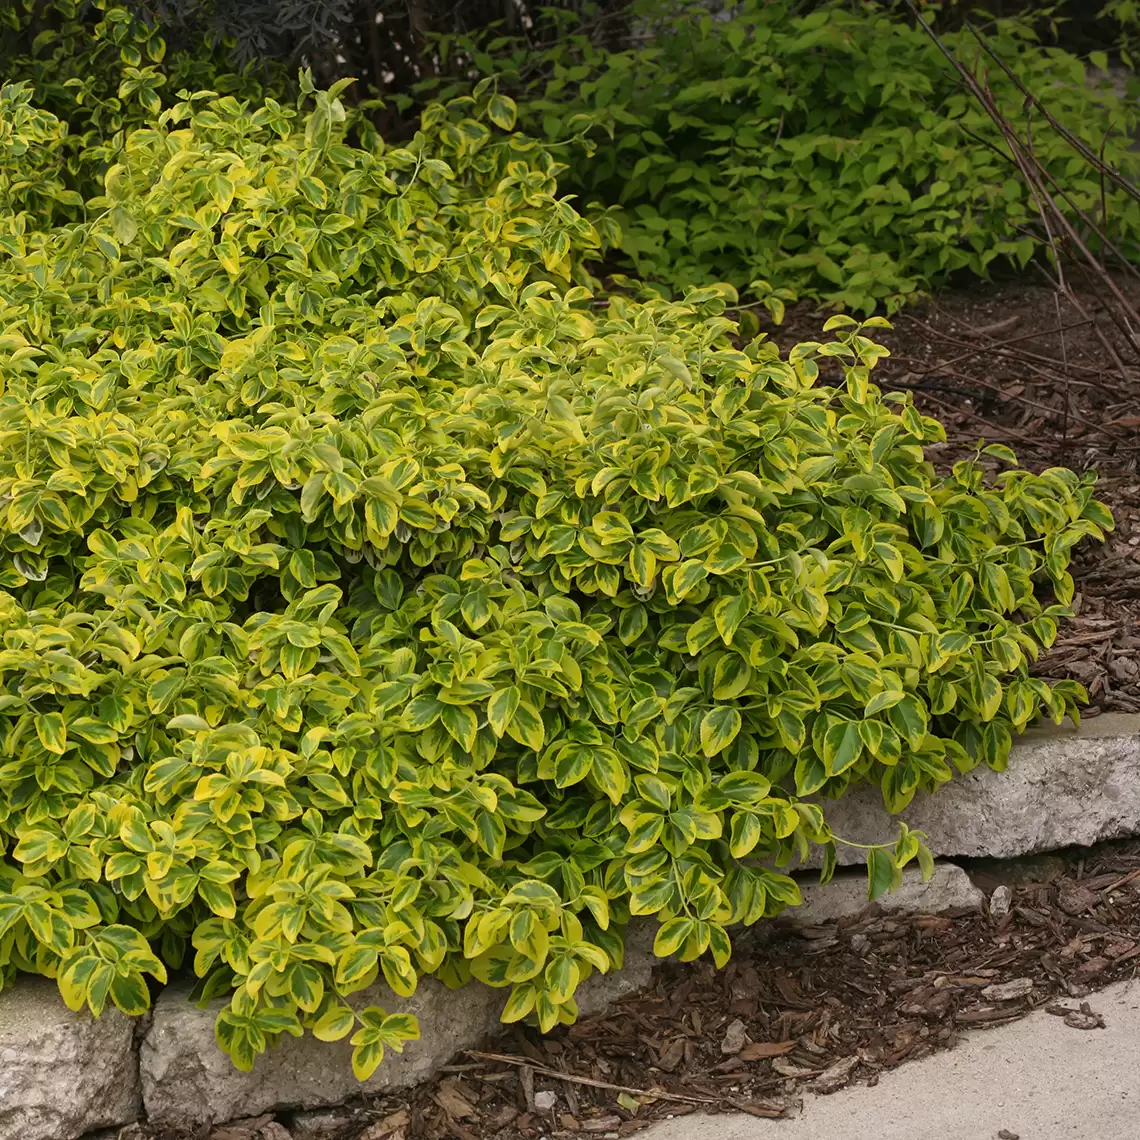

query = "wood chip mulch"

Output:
[[228, 840, 1140, 1140]]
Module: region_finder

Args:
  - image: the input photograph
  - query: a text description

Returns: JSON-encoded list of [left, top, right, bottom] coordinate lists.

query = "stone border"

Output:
[[0, 866, 980, 1140], [3, 713, 1139, 1140], [819, 713, 1140, 864]]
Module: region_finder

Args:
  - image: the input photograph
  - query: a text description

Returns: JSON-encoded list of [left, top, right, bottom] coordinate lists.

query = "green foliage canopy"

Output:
[[0, 20, 1112, 1083], [445, 0, 1140, 313]]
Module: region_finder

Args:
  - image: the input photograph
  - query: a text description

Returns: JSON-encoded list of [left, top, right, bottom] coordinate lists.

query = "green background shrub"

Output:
[[0, 56, 1111, 1077], [433, 0, 1140, 312], [10, 1, 1140, 313]]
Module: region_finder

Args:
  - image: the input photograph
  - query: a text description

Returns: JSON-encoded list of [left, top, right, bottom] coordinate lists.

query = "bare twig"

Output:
[[965, 23, 1140, 209], [1055, 292, 1071, 454], [466, 1051, 723, 1107], [903, 319, 1092, 375], [904, 0, 1140, 380]]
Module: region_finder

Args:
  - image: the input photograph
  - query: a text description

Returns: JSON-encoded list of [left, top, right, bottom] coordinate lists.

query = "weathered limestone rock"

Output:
[[792, 863, 983, 925], [821, 714, 1140, 865], [141, 923, 658, 1130], [140, 976, 498, 1129], [0, 977, 141, 1140]]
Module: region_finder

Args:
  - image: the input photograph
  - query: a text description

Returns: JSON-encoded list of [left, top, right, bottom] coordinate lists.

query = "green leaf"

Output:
[[700, 706, 742, 757], [507, 703, 546, 751], [314, 1004, 356, 1042], [867, 848, 901, 901], [351, 1038, 385, 1081], [864, 690, 904, 716], [36, 713, 67, 755], [490, 93, 518, 130], [822, 719, 862, 776], [887, 695, 928, 750], [653, 916, 696, 958], [794, 750, 828, 796], [670, 559, 709, 601], [488, 686, 520, 737]]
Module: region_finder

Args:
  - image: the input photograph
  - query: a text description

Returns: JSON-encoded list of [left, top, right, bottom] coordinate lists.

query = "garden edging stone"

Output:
[[137, 867, 983, 1130], [139, 921, 660, 1130], [3, 718, 1139, 1138], [793, 863, 982, 924], [818, 713, 1140, 865], [0, 976, 141, 1140]]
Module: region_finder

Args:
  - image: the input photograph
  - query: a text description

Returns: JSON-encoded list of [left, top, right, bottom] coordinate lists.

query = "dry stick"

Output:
[[903, 318, 1115, 396], [1099, 868, 1140, 894], [901, 306, 1112, 379], [1016, 100, 1140, 360], [966, 23, 1140, 208], [973, 84, 1118, 401], [1046, 266, 1132, 382], [978, 74, 1133, 376], [466, 1051, 722, 1107], [898, 386, 1042, 446], [987, 351, 1115, 397], [1055, 291, 1072, 456], [1005, 78, 1140, 357], [1099, 126, 1115, 274], [970, 315, 1021, 336], [884, 373, 987, 401], [1026, 134, 1140, 288], [890, 356, 1113, 436], [906, 1, 1140, 375], [911, 293, 1130, 456], [723, 1097, 788, 1119]]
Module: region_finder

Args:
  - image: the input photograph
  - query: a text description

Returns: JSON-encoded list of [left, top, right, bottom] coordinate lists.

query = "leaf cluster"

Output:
[[0, 46, 1111, 1079]]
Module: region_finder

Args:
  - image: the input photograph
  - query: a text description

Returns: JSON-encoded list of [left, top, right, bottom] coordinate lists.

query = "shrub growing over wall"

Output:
[[0, 68, 1110, 1079]]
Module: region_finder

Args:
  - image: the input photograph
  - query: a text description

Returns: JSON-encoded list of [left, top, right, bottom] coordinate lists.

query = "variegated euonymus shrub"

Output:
[[0, 74, 1110, 1078]]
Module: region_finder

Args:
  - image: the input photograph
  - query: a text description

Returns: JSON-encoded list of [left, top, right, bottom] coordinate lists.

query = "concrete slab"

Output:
[[639, 980, 1140, 1140]]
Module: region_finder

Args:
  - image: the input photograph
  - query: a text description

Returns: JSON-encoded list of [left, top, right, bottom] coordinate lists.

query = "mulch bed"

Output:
[[205, 841, 1140, 1140], [771, 278, 1140, 716]]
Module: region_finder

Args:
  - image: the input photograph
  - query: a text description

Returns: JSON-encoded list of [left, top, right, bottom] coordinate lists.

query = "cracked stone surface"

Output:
[[0, 977, 141, 1140], [818, 714, 1140, 864]]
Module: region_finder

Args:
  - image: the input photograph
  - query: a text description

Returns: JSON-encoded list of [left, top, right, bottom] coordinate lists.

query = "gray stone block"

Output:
[[0, 977, 140, 1140], [819, 714, 1140, 865], [792, 863, 983, 925]]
